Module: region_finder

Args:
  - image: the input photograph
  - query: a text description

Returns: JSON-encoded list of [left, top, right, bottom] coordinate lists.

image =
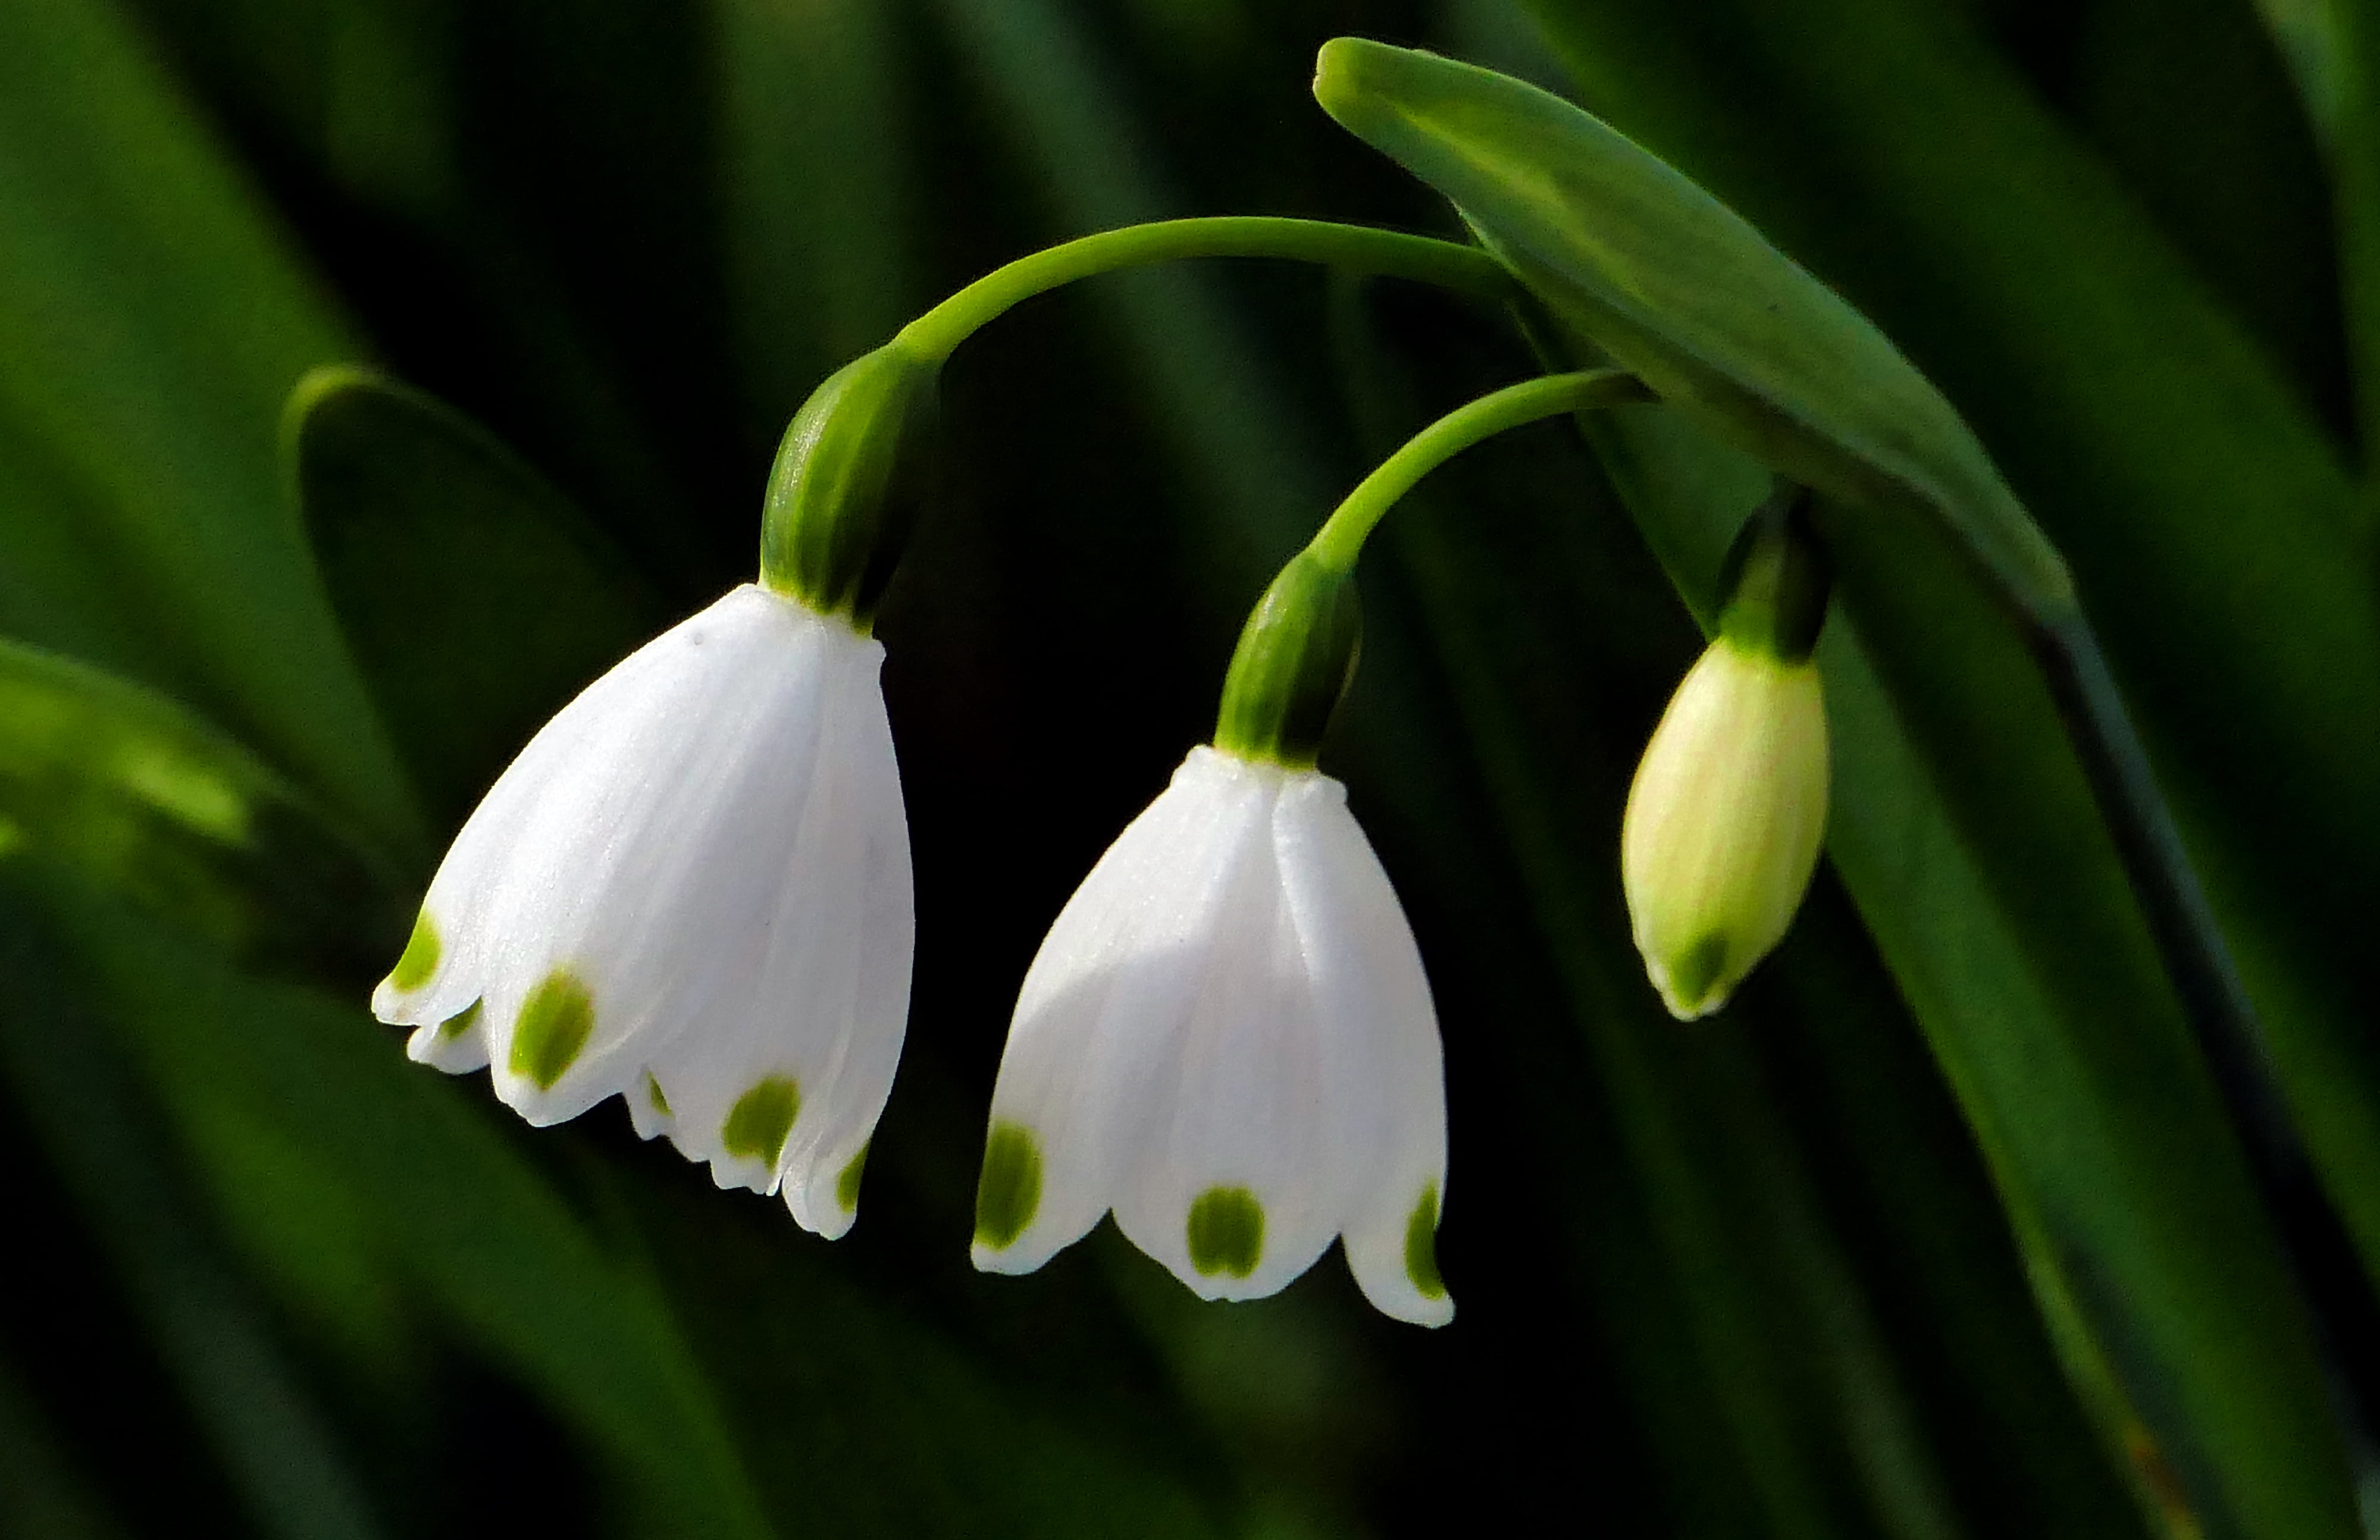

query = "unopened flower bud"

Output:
[[1622, 488, 1831, 1019]]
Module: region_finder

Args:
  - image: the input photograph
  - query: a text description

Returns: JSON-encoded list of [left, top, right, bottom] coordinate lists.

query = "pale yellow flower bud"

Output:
[[1621, 636, 1830, 1019]]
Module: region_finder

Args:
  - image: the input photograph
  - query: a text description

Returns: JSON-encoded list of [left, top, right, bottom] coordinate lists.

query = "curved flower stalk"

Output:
[[372, 584, 912, 1237], [1623, 489, 1831, 1019], [972, 746, 1451, 1325]]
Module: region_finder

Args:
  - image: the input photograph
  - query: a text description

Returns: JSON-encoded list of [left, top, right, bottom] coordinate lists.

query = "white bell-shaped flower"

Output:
[[971, 745, 1451, 1327], [371, 583, 913, 1237]]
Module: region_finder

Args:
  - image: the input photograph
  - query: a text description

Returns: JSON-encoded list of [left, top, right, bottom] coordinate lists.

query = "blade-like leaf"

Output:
[[0, 637, 381, 951], [1310, 36, 2071, 619]]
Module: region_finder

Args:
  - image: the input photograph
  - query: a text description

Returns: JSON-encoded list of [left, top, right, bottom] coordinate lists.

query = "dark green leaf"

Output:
[[1310, 36, 2071, 617]]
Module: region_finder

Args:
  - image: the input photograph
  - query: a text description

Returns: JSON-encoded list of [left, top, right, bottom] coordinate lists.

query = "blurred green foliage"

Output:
[[0, 0, 2372, 1536]]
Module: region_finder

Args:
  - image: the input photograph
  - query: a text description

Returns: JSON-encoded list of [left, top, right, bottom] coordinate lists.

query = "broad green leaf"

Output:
[[1310, 36, 2071, 619], [283, 366, 653, 830], [0, 0, 418, 858], [0, 637, 379, 950], [17, 870, 776, 1540]]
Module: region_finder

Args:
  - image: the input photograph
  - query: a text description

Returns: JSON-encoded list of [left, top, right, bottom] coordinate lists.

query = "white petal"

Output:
[[973, 747, 1273, 1274], [1109, 767, 1346, 1303], [405, 1004, 491, 1077], [780, 654, 914, 1237], [625, 1068, 677, 1141], [472, 589, 838, 1125], [1275, 775, 1452, 1327], [646, 628, 911, 1213], [371, 613, 688, 1032]]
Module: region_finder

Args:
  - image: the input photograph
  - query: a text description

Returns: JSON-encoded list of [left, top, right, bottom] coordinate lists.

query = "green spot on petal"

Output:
[[973, 1122, 1042, 1249], [509, 971, 594, 1090], [835, 1141, 871, 1212], [721, 1077, 801, 1165], [1404, 1185, 1445, 1299], [437, 1000, 482, 1041], [644, 1073, 672, 1117], [1186, 1186, 1265, 1279], [388, 911, 440, 993], [1668, 933, 1730, 1014]]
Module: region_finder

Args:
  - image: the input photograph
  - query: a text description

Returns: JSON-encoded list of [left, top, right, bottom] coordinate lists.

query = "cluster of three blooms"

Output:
[[371, 250, 1834, 1329]]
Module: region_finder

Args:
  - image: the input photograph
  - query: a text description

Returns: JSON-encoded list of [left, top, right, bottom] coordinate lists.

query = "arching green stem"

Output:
[[1305, 368, 1652, 572], [1216, 368, 1649, 766], [895, 217, 1517, 363]]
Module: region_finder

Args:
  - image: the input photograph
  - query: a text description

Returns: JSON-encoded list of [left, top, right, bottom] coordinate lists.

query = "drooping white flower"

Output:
[[371, 583, 912, 1237], [971, 745, 1451, 1327], [1621, 635, 1828, 1020]]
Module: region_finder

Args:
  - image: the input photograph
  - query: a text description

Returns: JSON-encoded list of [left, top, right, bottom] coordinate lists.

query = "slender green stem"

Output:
[[1305, 369, 1652, 572], [894, 217, 1517, 363]]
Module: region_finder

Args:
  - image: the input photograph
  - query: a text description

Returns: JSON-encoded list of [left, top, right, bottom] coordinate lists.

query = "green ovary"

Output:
[[973, 1122, 1042, 1249], [1186, 1186, 1266, 1278], [721, 1077, 802, 1165], [510, 971, 595, 1090]]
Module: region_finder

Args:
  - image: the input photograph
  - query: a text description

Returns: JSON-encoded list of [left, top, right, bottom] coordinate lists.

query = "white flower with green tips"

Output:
[[970, 736, 1451, 1327], [1623, 490, 1832, 1020], [965, 554, 1449, 1324], [372, 583, 912, 1236]]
